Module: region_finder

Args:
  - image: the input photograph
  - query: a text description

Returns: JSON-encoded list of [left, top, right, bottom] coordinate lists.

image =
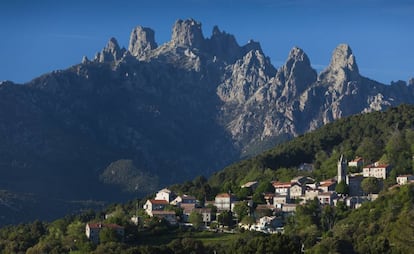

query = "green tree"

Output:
[[356, 137, 382, 164], [233, 201, 249, 221], [99, 227, 121, 244], [217, 211, 234, 227], [335, 181, 349, 195], [188, 211, 203, 229], [240, 216, 255, 226], [361, 177, 381, 194]]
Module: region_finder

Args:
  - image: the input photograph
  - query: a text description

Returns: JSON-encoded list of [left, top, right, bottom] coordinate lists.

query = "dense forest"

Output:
[[1, 104, 414, 253]]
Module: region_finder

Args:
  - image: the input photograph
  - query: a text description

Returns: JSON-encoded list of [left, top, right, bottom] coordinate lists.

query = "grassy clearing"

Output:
[[136, 229, 238, 246]]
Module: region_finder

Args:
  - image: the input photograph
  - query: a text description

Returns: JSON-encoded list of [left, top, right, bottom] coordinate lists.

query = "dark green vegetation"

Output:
[[1, 184, 413, 253], [208, 104, 414, 193], [0, 206, 301, 254], [310, 184, 414, 253]]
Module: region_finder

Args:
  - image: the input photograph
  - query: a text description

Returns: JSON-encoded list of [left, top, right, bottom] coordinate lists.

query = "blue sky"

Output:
[[1, 0, 413, 84]]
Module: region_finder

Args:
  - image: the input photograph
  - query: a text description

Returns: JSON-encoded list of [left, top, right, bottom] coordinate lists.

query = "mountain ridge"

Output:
[[0, 18, 413, 224]]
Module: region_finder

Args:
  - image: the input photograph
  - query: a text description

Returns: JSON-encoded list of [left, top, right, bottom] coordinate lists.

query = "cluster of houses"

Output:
[[85, 155, 414, 241]]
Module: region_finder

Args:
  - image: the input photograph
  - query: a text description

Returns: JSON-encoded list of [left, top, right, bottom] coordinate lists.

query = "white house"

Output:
[[257, 216, 283, 229], [319, 180, 336, 192], [155, 188, 175, 202], [273, 194, 289, 208], [272, 181, 291, 198], [304, 188, 320, 200], [289, 182, 304, 199], [317, 192, 337, 206], [363, 162, 391, 179], [170, 194, 197, 206], [396, 175, 414, 185], [144, 199, 169, 216], [215, 193, 236, 211], [85, 223, 124, 244], [348, 157, 364, 168]]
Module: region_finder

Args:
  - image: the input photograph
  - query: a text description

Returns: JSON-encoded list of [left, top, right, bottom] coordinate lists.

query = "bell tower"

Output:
[[337, 154, 347, 183]]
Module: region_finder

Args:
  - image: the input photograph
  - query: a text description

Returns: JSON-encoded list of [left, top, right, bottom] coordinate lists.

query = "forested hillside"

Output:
[[208, 104, 414, 193], [310, 184, 414, 253]]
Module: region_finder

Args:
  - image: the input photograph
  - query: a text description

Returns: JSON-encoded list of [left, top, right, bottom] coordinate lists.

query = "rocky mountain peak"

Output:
[[318, 44, 360, 83], [171, 19, 205, 49], [95, 37, 125, 63], [128, 26, 158, 59], [242, 40, 263, 55], [206, 26, 240, 62], [276, 46, 316, 97], [105, 37, 121, 55], [330, 44, 359, 73]]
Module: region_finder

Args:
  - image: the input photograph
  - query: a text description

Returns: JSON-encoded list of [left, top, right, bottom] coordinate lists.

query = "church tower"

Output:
[[337, 154, 347, 183]]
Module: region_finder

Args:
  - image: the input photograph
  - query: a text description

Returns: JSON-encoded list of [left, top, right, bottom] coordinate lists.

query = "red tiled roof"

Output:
[[149, 199, 169, 205], [216, 193, 232, 198], [320, 181, 335, 187], [350, 157, 363, 162], [272, 181, 291, 188]]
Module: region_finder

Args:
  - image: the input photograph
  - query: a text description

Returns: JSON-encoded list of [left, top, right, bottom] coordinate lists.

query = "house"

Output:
[[281, 203, 297, 213], [214, 193, 236, 211], [319, 180, 336, 192], [255, 204, 275, 218], [334, 196, 368, 209], [348, 157, 364, 168], [272, 181, 291, 197], [305, 188, 320, 201], [363, 162, 391, 179], [289, 182, 304, 199], [193, 208, 213, 224], [85, 223, 124, 244], [144, 199, 169, 216], [317, 192, 337, 206], [151, 210, 177, 225], [291, 176, 314, 186], [170, 195, 198, 206], [396, 175, 414, 185], [273, 194, 289, 208], [155, 188, 175, 202], [241, 181, 258, 191], [264, 193, 275, 205], [257, 216, 283, 229], [180, 203, 198, 220]]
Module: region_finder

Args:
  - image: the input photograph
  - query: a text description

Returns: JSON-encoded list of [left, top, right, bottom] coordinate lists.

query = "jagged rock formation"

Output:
[[128, 26, 157, 59], [0, 19, 413, 223]]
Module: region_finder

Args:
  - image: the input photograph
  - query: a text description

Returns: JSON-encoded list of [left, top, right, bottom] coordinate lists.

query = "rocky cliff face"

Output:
[[0, 19, 413, 221]]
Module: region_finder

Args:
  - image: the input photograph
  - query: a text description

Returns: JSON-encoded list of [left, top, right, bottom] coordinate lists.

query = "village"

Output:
[[85, 155, 414, 244]]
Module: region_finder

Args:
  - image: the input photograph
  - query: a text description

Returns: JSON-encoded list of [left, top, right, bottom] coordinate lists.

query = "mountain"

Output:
[[0, 18, 413, 223], [207, 104, 414, 191]]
